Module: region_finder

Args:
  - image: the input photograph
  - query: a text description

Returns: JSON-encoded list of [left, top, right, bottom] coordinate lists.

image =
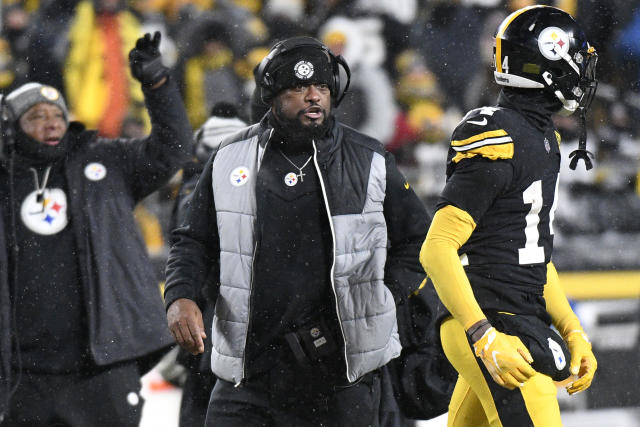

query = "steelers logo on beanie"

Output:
[[267, 48, 334, 97], [294, 61, 314, 79]]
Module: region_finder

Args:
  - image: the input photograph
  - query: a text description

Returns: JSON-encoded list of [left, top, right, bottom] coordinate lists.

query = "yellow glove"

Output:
[[565, 330, 597, 395], [473, 327, 537, 389], [543, 263, 598, 395]]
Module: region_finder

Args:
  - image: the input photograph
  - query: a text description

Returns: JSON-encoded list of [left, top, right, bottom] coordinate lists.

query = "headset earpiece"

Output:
[[332, 53, 350, 107]]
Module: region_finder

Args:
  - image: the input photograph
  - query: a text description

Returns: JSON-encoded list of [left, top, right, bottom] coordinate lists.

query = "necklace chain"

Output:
[[29, 165, 52, 206], [279, 149, 312, 182]]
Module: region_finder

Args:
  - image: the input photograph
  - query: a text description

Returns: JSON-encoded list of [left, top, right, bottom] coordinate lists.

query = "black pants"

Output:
[[205, 361, 382, 427], [179, 370, 217, 427], [3, 361, 143, 427]]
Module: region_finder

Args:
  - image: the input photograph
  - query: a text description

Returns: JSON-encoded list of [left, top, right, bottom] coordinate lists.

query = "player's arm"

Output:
[[420, 205, 536, 389], [544, 262, 597, 394], [420, 205, 483, 328]]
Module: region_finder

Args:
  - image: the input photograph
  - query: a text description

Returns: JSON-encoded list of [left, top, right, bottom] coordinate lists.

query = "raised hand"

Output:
[[129, 31, 169, 88]]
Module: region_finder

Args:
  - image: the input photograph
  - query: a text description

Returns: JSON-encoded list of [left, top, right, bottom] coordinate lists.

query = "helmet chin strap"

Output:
[[542, 71, 577, 115], [556, 97, 578, 117], [568, 108, 594, 170]]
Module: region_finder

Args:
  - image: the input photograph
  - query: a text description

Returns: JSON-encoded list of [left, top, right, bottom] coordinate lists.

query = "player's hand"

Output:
[[129, 31, 169, 88], [473, 327, 537, 389], [565, 330, 597, 395], [166, 298, 207, 355]]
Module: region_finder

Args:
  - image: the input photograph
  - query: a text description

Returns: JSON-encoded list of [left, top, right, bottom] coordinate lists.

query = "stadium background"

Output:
[[1, 0, 638, 425]]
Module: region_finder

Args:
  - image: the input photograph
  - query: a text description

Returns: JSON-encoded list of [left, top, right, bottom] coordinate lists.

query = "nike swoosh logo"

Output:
[[404, 181, 410, 190], [468, 118, 487, 126]]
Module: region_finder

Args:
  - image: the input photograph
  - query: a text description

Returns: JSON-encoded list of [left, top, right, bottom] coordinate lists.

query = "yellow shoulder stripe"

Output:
[[452, 129, 511, 150], [452, 143, 514, 163]]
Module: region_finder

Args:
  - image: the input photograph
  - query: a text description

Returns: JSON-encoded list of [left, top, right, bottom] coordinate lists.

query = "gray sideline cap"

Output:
[[6, 83, 69, 123]]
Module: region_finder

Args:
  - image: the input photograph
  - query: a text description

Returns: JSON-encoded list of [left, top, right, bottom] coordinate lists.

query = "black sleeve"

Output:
[[437, 157, 513, 223], [164, 154, 219, 309], [383, 152, 431, 304], [118, 77, 196, 201]]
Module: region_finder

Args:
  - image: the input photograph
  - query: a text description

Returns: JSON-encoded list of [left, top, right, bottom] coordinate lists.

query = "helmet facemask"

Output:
[[541, 46, 598, 116], [575, 47, 598, 111]]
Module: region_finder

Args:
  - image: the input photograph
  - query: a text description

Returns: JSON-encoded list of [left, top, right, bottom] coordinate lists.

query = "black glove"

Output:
[[129, 31, 170, 88]]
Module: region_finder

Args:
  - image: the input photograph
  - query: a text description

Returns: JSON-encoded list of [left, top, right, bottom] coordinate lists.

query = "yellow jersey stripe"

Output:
[[452, 129, 508, 147], [452, 136, 513, 152], [452, 143, 514, 163]]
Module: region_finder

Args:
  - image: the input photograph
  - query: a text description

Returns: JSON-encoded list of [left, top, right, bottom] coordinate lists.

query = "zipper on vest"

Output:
[[311, 139, 352, 382], [239, 133, 272, 385], [239, 239, 259, 386]]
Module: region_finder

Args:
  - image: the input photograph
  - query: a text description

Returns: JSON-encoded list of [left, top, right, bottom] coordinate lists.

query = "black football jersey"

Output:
[[436, 106, 560, 314]]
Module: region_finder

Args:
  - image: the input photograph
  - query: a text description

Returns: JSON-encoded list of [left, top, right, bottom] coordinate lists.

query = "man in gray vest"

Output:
[[164, 36, 430, 426]]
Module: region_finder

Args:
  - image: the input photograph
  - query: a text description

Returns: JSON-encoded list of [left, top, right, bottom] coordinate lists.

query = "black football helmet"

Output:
[[493, 5, 597, 116]]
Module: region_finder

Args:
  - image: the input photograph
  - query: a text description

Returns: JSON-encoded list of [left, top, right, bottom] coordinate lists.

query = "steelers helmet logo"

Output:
[[40, 86, 60, 101], [538, 27, 570, 61], [294, 60, 314, 79], [20, 188, 68, 235]]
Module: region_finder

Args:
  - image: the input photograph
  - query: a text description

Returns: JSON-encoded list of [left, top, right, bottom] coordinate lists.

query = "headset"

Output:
[[254, 36, 351, 107]]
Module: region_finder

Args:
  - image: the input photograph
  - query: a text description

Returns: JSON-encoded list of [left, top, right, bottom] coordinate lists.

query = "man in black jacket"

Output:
[[164, 36, 430, 426], [0, 32, 193, 426]]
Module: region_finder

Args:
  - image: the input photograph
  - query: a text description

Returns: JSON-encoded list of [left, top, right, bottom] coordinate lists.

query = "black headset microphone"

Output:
[[255, 36, 351, 107]]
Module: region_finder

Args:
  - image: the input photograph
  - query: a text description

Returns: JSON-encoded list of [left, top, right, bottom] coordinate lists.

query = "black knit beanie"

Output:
[[266, 48, 335, 98]]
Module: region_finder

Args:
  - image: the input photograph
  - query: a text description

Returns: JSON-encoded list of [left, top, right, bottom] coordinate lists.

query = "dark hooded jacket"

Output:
[[0, 77, 193, 420]]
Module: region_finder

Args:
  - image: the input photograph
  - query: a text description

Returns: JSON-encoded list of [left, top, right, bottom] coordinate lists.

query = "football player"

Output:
[[420, 6, 598, 426]]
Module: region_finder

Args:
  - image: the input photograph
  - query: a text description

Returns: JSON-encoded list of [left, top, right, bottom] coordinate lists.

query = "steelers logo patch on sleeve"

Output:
[[20, 188, 68, 235]]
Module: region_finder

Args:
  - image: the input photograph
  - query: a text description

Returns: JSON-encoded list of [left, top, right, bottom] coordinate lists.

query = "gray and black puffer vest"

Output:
[[209, 121, 401, 384]]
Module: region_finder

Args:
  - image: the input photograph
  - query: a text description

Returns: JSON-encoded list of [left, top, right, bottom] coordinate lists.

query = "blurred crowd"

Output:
[[1, 0, 639, 272]]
